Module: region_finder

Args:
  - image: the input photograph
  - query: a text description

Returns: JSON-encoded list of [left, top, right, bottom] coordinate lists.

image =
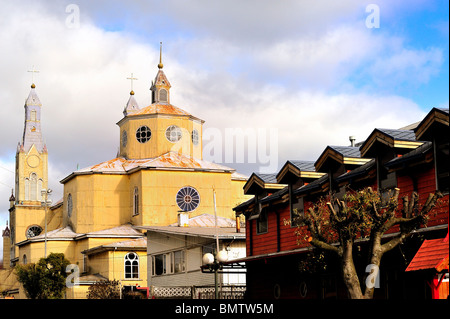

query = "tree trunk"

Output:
[[341, 240, 363, 299]]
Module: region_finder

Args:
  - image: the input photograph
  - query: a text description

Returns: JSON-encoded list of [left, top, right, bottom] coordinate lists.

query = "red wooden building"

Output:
[[233, 107, 449, 299]]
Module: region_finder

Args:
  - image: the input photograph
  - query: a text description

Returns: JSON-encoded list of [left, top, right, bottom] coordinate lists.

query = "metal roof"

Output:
[[136, 213, 244, 239], [138, 225, 244, 240], [128, 103, 191, 117], [61, 151, 238, 183]]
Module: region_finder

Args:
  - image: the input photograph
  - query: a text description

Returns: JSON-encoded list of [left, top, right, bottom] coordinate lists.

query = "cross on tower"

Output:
[[27, 65, 40, 87], [127, 73, 138, 94]]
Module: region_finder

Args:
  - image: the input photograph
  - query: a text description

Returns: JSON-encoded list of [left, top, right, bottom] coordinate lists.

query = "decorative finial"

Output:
[[28, 65, 39, 88], [127, 73, 138, 95], [158, 42, 164, 69]]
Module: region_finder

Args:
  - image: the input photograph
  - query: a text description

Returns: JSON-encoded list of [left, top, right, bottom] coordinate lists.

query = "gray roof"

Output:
[[287, 160, 316, 171], [253, 173, 278, 183], [328, 146, 362, 158], [385, 141, 433, 168], [17, 224, 144, 246], [138, 225, 244, 240], [336, 159, 376, 183], [376, 128, 416, 141], [293, 174, 329, 195], [21, 87, 45, 153]]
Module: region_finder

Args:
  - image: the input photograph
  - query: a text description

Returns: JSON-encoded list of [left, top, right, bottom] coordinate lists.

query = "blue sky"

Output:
[[0, 0, 448, 253]]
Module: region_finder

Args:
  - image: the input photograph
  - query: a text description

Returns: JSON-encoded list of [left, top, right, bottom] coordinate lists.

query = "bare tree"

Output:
[[297, 187, 443, 299]]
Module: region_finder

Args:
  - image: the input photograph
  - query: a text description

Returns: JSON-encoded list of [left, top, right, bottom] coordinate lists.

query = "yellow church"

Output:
[[1, 52, 250, 299]]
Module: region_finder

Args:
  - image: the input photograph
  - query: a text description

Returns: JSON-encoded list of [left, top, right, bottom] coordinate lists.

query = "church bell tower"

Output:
[[15, 82, 48, 205]]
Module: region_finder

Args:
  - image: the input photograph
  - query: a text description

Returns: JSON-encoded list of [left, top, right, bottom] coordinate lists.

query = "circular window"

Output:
[[136, 126, 151, 143], [26, 225, 42, 239], [166, 125, 182, 143], [192, 129, 199, 146], [122, 131, 128, 147], [67, 194, 73, 218], [176, 186, 200, 212]]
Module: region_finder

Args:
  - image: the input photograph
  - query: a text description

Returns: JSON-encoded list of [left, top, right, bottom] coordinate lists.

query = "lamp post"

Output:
[[202, 249, 228, 299], [40, 188, 52, 257]]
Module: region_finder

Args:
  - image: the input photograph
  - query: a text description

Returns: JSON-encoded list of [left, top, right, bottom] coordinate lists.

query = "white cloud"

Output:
[[0, 0, 443, 244]]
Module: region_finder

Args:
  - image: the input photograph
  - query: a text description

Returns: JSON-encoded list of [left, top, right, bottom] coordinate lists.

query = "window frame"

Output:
[[165, 125, 182, 143], [136, 125, 152, 144], [124, 252, 140, 279], [256, 208, 268, 234], [133, 187, 139, 216], [151, 250, 186, 277]]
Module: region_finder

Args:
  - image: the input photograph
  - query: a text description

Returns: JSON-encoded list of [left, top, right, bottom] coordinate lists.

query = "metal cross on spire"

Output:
[[127, 73, 138, 95], [27, 65, 39, 88]]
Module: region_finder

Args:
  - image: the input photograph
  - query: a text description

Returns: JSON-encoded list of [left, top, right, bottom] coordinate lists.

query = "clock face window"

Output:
[[176, 186, 200, 212], [26, 225, 42, 239], [166, 125, 182, 143], [136, 126, 151, 143]]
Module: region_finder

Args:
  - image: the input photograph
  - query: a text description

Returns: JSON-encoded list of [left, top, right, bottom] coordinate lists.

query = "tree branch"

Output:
[[309, 237, 341, 256]]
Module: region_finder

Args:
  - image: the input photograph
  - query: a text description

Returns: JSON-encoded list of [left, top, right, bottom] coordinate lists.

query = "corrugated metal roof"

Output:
[[63, 152, 238, 182], [128, 103, 191, 117], [136, 213, 244, 239], [85, 224, 143, 237], [19, 224, 144, 246], [83, 237, 147, 255], [168, 213, 236, 227], [140, 225, 244, 239]]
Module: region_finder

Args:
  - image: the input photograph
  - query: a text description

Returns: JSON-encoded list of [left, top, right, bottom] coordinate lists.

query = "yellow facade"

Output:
[[1, 60, 250, 299]]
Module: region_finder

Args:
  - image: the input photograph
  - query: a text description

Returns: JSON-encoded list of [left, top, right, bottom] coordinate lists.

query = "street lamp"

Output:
[[202, 249, 228, 299], [41, 188, 52, 257]]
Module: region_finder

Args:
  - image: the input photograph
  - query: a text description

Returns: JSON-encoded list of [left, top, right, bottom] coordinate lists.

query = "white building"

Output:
[[135, 213, 246, 298]]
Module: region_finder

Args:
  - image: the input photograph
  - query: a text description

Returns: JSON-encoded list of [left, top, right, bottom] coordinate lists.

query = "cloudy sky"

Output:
[[0, 0, 448, 253]]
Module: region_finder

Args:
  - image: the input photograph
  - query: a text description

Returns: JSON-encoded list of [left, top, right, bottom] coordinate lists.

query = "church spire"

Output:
[[21, 83, 46, 153], [124, 73, 140, 116], [151, 42, 171, 104]]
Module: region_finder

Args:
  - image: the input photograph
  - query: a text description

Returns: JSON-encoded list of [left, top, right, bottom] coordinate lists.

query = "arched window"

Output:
[[124, 252, 139, 279], [159, 89, 168, 102], [23, 254, 28, 265], [31, 110, 37, 121], [133, 187, 139, 215], [24, 178, 30, 200]]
